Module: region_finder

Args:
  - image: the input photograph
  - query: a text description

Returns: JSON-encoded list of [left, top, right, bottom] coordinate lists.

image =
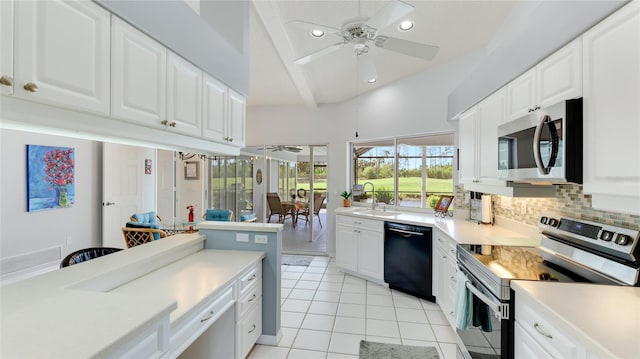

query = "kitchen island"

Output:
[[1, 233, 265, 358]]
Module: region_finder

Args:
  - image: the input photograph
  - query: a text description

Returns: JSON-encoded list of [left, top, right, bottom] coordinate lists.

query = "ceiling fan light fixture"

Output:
[[310, 29, 325, 38], [398, 20, 414, 31]]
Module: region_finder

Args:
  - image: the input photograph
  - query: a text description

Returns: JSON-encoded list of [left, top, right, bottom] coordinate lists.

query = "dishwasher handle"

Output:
[[387, 227, 425, 237]]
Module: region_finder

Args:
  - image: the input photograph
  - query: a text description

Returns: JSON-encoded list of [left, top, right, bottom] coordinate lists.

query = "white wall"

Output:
[[0, 129, 102, 277], [246, 49, 484, 254]]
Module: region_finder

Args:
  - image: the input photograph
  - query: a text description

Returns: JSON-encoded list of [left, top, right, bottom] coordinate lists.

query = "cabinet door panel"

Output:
[[336, 225, 358, 273], [228, 89, 246, 147], [1, 0, 13, 95], [477, 88, 506, 182], [15, 0, 109, 113], [458, 107, 477, 184], [506, 68, 536, 121], [582, 1, 640, 210], [202, 74, 227, 142], [357, 229, 384, 281], [537, 39, 582, 108], [112, 17, 166, 126], [167, 52, 202, 137]]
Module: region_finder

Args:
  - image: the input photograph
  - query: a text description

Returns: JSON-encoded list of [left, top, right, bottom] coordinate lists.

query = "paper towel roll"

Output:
[[481, 194, 492, 224]]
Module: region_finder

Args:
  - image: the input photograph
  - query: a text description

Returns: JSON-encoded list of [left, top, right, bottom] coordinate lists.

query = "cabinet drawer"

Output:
[[515, 294, 586, 358], [336, 215, 382, 230], [171, 286, 234, 356], [239, 263, 261, 295], [238, 297, 262, 359], [237, 278, 262, 321]]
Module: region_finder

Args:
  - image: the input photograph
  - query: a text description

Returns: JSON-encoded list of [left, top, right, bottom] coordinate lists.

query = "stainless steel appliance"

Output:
[[384, 222, 435, 302], [497, 98, 583, 183], [456, 213, 640, 359]]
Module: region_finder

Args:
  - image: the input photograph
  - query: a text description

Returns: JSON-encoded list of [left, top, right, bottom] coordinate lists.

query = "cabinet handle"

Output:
[[228, 137, 233, 142], [442, 255, 447, 259], [0, 75, 13, 86], [200, 310, 214, 323], [161, 120, 169, 126], [247, 274, 256, 282], [169, 122, 176, 127], [533, 323, 553, 339], [248, 324, 257, 333], [247, 294, 257, 302], [23, 82, 38, 92]]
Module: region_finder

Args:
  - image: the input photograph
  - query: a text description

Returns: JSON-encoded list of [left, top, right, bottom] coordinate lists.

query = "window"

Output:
[[209, 156, 253, 220], [351, 133, 454, 209]]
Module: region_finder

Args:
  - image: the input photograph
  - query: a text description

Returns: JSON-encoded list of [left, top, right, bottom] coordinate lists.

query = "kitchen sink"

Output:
[[352, 209, 398, 217]]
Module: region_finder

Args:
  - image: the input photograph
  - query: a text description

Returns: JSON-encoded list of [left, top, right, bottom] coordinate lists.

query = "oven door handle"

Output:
[[465, 281, 506, 320]]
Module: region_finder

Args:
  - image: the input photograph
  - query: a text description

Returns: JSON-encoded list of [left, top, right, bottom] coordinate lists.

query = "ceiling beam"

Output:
[[252, 1, 318, 108]]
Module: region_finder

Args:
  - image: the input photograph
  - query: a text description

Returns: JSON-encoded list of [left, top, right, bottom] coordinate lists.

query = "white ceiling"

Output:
[[247, 0, 517, 108]]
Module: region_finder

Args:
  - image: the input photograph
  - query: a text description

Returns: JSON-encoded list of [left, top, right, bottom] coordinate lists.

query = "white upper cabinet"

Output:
[[228, 89, 246, 148], [506, 39, 582, 121], [202, 74, 227, 142], [536, 39, 582, 108], [1, 0, 13, 95], [111, 17, 167, 127], [506, 68, 537, 121], [477, 88, 506, 183], [582, 1, 640, 215], [458, 89, 506, 185], [14, 0, 110, 114], [458, 107, 478, 185], [166, 51, 202, 137]]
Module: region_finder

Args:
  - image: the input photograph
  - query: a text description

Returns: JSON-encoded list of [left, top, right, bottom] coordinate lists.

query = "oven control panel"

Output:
[[539, 213, 639, 262]]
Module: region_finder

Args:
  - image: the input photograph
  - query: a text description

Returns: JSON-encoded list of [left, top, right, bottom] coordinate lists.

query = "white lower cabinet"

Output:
[[435, 230, 457, 328], [335, 215, 384, 283], [235, 263, 263, 359], [582, 1, 640, 215], [514, 289, 589, 359], [171, 286, 235, 356]]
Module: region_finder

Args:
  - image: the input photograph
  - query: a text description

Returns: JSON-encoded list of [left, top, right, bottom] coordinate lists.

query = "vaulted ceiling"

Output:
[[247, 0, 517, 108]]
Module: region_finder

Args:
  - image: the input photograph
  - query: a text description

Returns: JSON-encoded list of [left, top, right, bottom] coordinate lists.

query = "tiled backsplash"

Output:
[[455, 183, 640, 230]]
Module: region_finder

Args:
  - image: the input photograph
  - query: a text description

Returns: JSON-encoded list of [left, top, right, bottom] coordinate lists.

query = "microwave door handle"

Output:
[[533, 114, 551, 175]]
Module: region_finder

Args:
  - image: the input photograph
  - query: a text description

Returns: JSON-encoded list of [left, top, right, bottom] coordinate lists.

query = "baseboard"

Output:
[[256, 329, 282, 346]]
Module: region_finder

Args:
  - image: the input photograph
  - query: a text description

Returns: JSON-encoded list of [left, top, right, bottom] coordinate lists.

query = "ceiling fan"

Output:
[[288, 0, 439, 83], [267, 145, 303, 153]]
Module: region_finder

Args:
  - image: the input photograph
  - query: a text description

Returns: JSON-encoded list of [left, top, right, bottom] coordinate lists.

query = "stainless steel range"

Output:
[[455, 213, 640, 359]]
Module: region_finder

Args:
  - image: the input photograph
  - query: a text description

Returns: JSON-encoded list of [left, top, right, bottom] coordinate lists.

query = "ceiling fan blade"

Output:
[[365, 0, 414, 31], [294, 43, 345, 64], [375, 36, 439, 60], [357, 52, 378, 83], [286, 20, 340, 36]]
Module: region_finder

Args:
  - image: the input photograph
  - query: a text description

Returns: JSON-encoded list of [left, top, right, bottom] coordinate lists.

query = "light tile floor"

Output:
[[248, 256, 457, 359]]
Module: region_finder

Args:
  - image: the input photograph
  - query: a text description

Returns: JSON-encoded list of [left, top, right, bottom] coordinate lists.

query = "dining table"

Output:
[[281, 201, 309, 227]]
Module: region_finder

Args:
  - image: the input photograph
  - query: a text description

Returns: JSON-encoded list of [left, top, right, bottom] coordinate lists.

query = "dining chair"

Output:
[[60, 247, 123, 268], [297, 192, 325, 228], [267, 192, 293, 225], [122, 226, 167, 248]]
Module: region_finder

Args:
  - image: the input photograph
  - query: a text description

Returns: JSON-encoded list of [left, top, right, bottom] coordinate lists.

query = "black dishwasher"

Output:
[[383, 222, 435, 302]]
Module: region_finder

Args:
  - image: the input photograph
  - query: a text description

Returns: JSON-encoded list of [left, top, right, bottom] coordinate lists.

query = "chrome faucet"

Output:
[[362, 181, 375, 210]]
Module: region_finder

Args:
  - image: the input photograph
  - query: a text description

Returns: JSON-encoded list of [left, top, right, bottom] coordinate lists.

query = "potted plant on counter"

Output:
[[340, 191, 352, 207]]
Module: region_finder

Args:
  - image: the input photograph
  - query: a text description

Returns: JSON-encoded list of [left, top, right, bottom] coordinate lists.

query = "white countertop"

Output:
[[511, 281, 640, 358], [111, 249, 264, 326], [335, 207, 541, 246], [198, 221, 283, 232], [0, 234, 263, 358]]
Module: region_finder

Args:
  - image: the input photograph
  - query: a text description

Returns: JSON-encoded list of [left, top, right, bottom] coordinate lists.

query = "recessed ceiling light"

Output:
[[311, 29, 325, 38], [368, 78, 377, 84], [399, 20, 414, 31]]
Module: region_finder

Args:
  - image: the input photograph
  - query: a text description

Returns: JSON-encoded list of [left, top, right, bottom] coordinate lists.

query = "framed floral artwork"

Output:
[[27, 145, 75, 211]]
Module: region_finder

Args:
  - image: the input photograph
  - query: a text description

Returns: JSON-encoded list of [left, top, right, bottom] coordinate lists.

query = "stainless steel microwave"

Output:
[[497, 98, 583, 183]]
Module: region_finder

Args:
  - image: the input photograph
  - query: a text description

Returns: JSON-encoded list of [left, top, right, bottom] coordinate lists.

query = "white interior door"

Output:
[[156, 150, 176, 226], [102, 143, 143, 248]]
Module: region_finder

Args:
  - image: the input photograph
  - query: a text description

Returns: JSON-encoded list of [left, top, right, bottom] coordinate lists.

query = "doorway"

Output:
[[264, 145, 328, 255]]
